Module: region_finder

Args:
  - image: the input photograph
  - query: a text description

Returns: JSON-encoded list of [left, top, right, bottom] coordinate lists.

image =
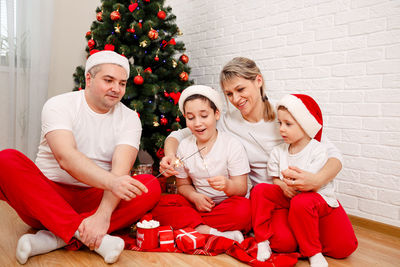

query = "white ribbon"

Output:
[[176, 229, 198, 249]]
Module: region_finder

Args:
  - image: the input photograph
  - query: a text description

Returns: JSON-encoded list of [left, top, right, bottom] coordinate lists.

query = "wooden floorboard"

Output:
[[1, 201, 399, 266]]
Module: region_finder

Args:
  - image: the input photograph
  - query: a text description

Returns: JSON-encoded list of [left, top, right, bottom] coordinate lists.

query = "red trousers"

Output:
[[251, 183, 358, 258], [151, 194, 251, 232], [0, 149, 161, 244]]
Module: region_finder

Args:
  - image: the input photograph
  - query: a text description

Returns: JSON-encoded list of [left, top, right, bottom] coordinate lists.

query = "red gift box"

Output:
[[158, 226, 175, 250], [174, 227, 205, 250]]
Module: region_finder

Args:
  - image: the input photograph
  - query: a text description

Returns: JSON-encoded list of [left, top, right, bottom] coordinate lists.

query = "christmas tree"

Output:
[[72, 0, 193, 169]]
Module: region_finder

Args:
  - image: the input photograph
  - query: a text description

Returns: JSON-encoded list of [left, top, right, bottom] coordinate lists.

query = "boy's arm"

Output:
[[207, 174, 248, 196], [176, 177, 215, 212]]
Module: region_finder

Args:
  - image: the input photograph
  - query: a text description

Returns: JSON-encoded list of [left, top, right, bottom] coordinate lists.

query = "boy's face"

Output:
[[184, 98, 220, 144], [277, 109, 309, 145], [85, 63, 127, 113]]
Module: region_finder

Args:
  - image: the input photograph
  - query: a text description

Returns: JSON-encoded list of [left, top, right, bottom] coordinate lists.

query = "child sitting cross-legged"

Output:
[[152, 85, 251, 242]]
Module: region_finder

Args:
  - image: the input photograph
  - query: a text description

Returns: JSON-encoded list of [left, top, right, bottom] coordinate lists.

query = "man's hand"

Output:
[[108, 175, 148, 201], [281, 166, 320, 192], [207, 176, 228, 191], [192, 193, 215, 212], [159, 155, 179, 177], [77, 213, 110, 250]]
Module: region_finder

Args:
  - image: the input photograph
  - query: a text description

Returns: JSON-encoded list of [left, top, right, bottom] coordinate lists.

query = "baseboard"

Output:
[[348, 215, 400, 238]]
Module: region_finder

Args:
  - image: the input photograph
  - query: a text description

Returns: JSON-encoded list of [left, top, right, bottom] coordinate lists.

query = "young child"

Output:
[[254, 94, 339, 267], [152, 85, 251, 242]]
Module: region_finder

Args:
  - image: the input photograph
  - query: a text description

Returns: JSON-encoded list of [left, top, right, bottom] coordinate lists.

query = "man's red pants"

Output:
[[0, 149, 161, 244], [251, 183, 358, 258]]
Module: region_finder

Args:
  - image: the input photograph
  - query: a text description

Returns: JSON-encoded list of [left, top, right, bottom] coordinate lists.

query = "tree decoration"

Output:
[[86, 31, 92, 37], [104, 44, 115, 51], [96, 11, 103, 22], [179, 72, 189, 81], [114, 24, 121, 33], [129, 1, 138, 12], [148, 28, 159, 40], [88, 39, 96, 49], [169, 92, 181, 105], [157, 10, 166, 20], [110, 8, 121, 21], [140, 40, 148, 47], [144, 67, 152, 73], [160, 116, 168, 125], [175, 116, 180, 122], [171, 59, 177, 68], [163, 90, 169, 97], [180, 54, 189, 64], [134, 75, 144, 85]]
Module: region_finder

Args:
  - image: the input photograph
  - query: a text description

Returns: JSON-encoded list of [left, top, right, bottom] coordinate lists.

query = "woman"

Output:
[[160, 57, 357, 259]]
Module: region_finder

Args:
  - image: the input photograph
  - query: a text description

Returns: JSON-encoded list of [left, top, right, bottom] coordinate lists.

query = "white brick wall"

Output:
[[167, 0, 400, 227]]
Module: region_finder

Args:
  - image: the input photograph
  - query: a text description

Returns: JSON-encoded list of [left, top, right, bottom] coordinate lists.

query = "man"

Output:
[[0, 51, 161, 264]]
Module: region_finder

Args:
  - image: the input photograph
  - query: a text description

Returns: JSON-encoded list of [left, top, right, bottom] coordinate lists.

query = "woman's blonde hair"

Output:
[[220, 57, 275, 121]]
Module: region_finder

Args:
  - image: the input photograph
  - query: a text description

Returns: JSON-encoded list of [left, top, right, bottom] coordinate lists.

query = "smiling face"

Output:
[[184, 98, 220, 145], [277, 108, 310, 146], [84, 63, 127, 113], [222, 75, 264, 122]]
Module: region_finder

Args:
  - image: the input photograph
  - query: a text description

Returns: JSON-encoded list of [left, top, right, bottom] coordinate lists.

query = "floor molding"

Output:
[[349, 215, 400, 238]]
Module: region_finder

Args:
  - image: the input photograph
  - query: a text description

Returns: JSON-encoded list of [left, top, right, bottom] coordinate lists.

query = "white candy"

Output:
[[137, 219, 160, 229]]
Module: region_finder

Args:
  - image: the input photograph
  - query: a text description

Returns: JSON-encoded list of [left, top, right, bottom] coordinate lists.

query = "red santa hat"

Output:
[[277, 94, 323, 141]]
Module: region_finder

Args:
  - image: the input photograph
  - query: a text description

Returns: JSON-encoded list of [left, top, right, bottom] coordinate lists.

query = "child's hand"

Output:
[[207, 176, 228, 191], [192, 192, 215, 212], [159, 155, 179, 177], [273, 178, 298, 199]]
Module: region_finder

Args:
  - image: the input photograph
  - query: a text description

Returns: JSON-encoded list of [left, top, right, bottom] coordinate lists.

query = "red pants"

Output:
[[251, 183, 358, 258], [151, 194, 251, 232], [0, 149, 161, 244]]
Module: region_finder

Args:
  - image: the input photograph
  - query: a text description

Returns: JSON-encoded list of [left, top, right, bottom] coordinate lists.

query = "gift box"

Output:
[[158, 226, 175, 250], [174, 227, 205, 250]]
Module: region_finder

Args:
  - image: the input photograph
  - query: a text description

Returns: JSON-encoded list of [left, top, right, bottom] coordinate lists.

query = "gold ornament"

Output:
[[172, 59, 177, 68], [140, 40, 148, 47], [153, 121, 160, 127], [114, 24, 121, 33], [177, 28, 183, 36]]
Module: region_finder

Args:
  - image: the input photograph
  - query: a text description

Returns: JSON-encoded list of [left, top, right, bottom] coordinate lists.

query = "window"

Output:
[[0, 0, 16, 65]]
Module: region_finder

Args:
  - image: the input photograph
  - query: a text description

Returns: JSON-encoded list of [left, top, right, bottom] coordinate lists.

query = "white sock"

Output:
[[16, 230, 66, 264], [209, 228, 244, 243], [74, 231, 124, 264], [257, 240, 272, 262], [309, 252, 328, 267]]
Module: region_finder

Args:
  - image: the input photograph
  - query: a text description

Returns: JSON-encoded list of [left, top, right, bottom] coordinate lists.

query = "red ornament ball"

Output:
[[148, 29, 159, 40], [157, 10, 166, 20], [163, 91, 169, 97], [180, 54, 189, 64], [179, 72, 189, 81], [175, 116, 180, 122], [86, 31, 91, 37], [110, 10, 121, 21], [96, 11, 103, 22], [134, 75, 144, 85], [88, 39, 95, 48], [160, 117, 168, 125], [144, 67, 152, 73], [154, 56, 159, 61]]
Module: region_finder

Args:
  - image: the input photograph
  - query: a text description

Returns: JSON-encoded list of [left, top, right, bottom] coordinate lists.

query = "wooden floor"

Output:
[[1, 201, 399, 267]]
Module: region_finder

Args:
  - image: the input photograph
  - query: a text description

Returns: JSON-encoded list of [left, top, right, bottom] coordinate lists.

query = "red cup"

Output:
[[136, 226, 159, 249]]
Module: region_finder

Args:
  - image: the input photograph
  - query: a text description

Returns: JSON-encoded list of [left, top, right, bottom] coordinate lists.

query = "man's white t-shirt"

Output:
[[175, 131, 250, 204], [35, 90, 142, 187], [267, 139, 339, 208]]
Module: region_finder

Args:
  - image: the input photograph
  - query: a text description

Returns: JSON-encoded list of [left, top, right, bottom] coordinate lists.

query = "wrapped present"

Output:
[[158, 226, 175, 250], [174, 227, 205, 250]]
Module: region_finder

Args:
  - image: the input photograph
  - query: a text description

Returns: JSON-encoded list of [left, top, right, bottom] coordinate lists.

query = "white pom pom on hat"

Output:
[[84, 50, 130, 78], [277, 94, 323, 141], [178, 85, 223, 114]]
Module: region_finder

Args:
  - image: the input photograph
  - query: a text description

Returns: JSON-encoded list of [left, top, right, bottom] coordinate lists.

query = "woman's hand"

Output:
[[159, 155, 179, 177], [207, 176, 228, 191], [192, 192, 215, 212], [281, 166, 320, 192], [273, 178, 298, 199]]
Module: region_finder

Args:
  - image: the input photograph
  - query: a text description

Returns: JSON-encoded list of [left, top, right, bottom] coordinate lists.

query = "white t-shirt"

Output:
[[268, 139, 339, 208], [169, 101, 342, 186], [175, 131, 250, 204], [35, 90, 142, 187]]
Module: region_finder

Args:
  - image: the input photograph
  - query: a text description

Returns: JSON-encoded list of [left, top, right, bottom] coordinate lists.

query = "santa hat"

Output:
[[85, 50, 130, 78], [178, 85, 223, 114], [277, 94, 323, 141]]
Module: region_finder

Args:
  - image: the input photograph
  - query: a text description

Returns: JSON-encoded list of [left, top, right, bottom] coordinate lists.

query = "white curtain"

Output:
[[0, 0, 53, 159]]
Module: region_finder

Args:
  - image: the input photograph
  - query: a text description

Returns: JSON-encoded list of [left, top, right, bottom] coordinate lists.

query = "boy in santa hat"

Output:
[[252, 94, 356, 267]]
